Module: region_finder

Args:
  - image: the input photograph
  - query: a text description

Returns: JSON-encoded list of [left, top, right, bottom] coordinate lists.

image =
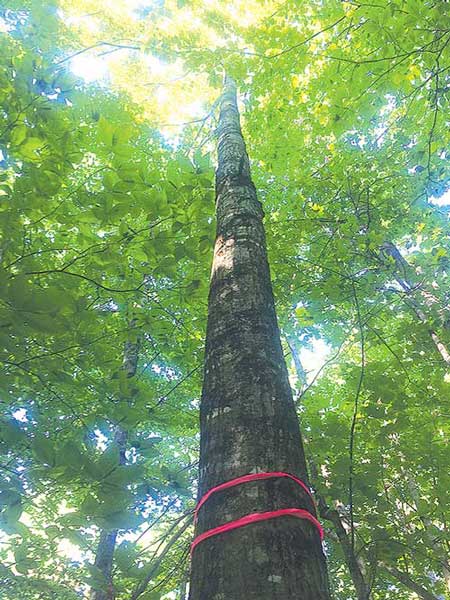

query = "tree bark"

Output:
[[91, 530, 118, 600], [189, 76, 330, 599]]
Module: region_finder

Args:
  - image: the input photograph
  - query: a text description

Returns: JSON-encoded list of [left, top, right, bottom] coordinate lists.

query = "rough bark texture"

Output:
[[189, 76, 330, 600]]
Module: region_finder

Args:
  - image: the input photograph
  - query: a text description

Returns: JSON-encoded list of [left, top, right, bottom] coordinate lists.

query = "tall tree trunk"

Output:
[[189, 76, 330, 599]]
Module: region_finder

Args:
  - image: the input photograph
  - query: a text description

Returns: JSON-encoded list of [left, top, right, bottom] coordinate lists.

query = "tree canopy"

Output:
[[0, 1, 449, 599]]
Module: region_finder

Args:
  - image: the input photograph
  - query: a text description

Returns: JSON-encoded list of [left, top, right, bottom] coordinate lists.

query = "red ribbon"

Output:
[[194, 471, 315, 522], [191, 471, 324, 555], [191, 508, 324, 555]]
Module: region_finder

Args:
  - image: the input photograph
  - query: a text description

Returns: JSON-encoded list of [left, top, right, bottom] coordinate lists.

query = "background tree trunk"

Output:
[[189, 76, 330, 600], [90, 428, 127, 600], [382, 564, 439, 600], [90, 318, 140, 600], [91, 530, 119, 600], [319, 504, 370, 600], [380, 241, 450, 365]]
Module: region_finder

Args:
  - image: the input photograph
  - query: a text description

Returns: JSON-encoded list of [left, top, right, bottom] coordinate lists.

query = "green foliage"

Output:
[[0, 1, 448, 599]]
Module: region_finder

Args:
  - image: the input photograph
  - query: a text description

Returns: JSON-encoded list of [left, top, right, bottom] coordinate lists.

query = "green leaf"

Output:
[[2, 499, 22, 523], [32, 435, 56, 466], [10, 124, 27, 146], [97, 509, 142, 530], [19, 137, 45, 161], [0, 419, 25, 446], [98, 116, 114, 147], [45, 525, 60, 540], [86, 564, 109, 591]]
